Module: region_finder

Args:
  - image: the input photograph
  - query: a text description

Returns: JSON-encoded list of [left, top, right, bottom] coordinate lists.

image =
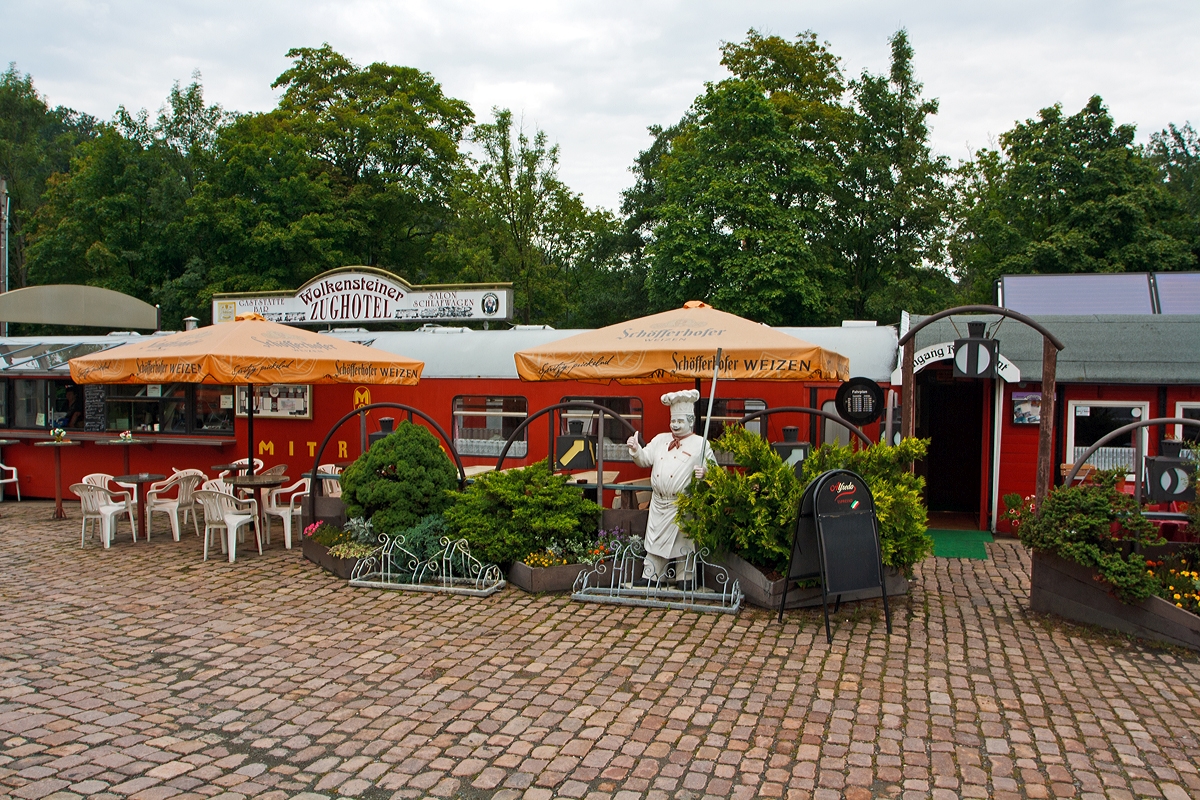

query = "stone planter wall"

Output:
[[1030, 551, 1200, 651], [719, 551, 909, 610], [508, 561, 589, 593], [601, 508, 648, 536], [302, 538, 360, 580]]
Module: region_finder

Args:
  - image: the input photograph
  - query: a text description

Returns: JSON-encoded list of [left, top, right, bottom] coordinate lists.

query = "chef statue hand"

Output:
[[627, 432, 642, 456], [694, 465, 706, 480]]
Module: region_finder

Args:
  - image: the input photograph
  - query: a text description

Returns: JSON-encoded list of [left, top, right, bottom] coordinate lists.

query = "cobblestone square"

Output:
[[1, 500, 1198, 800]]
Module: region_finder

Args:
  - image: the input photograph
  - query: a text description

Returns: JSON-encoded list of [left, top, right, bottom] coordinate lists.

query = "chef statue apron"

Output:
[[626, 389, 716, 584]]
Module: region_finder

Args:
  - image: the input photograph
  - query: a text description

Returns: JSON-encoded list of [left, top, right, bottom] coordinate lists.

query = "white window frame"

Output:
[[1173, 401, 1200, 457], [1066, 399, 1150, 475]]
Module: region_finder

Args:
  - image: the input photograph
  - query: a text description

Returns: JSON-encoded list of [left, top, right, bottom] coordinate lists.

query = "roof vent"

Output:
[[840, 320, 877, 328], [332, 327, 369, 333], [418, 324, 471, 334], [510, 324, 556, 330], [105, 331, 142, 336]]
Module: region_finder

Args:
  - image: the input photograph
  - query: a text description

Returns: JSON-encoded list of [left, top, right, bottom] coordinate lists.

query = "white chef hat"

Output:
[[661, 389, 700, 416]]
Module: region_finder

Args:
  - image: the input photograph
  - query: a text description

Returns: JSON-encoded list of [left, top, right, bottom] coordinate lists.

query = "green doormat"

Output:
[[928, 529, 994, 560]]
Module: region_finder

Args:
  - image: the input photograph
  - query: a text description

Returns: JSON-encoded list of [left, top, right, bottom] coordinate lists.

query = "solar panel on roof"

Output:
[[1154, 272, 1200, 315], [1000, 273, 1154, 315]]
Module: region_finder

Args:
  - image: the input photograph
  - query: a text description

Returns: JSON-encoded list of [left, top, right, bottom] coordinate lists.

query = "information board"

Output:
[[781, 469, 892, 642], [84, 385, 107, 432]]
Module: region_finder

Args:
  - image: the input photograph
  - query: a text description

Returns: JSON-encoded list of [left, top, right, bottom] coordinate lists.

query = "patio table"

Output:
[[115, 473, 166, 540], [97, 437, 148, 476], [34, 440, 82, 519]]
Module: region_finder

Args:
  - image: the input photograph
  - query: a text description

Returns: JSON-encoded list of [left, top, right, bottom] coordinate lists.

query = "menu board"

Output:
[[84, 385, 107, 432], [236, 385, 312, 419]]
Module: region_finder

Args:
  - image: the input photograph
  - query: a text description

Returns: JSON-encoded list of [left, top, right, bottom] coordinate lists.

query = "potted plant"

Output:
[[677, 428, 929, 609], [443, 461, 602, 592], [1016, 471, 1200, 650], [302, 517, 376, 580]]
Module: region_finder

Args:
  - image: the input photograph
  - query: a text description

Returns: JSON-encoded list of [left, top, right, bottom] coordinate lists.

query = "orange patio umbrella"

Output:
[[514, 301, 849, 384], [69, 313, 423, 474]]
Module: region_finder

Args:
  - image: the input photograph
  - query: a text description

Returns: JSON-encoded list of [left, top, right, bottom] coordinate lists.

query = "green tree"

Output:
[[824, 30, 953, 322], [0, 65, 96, 288], [271, 44, 474, 272], [950, 96, 1195, 300], [1147, 122, 1200, 261]]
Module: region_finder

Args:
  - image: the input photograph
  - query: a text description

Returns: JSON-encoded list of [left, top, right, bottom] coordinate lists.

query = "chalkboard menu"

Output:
[[84, 385, 107, 432], [781, 468, 892, 642]]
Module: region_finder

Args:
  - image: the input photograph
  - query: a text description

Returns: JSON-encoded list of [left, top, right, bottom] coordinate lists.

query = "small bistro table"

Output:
[[226, 474, 288, 526], [34, 440, 82, 519], [115, 473, 166, 540]]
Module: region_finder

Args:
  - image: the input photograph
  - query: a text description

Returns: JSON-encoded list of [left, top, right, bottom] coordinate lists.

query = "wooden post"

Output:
[[1035, 338, 1058, 507], [900, 341, 915, 439]]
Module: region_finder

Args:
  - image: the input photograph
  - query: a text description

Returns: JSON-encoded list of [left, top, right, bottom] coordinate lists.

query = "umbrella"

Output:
[[69, 313, 423, 474], [514, 301, 849, 384]]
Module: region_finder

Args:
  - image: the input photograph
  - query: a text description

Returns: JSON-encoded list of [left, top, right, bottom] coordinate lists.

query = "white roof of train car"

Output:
[[0, 323, 900, 383]]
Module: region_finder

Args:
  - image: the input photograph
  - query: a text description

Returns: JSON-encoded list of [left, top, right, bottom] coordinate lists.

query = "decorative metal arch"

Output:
[[1064, 417, 1200, 505], [306, 402, 464, 523], [494, 402, 638, 509], [736, 406, 873, 447], [897, 304, 1066, 506]]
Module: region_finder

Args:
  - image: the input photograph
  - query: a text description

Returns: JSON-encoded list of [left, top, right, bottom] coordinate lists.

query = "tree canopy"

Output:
[[3, 34, 1199, 332]]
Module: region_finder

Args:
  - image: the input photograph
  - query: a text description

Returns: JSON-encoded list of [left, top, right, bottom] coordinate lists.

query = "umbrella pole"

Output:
[[246, 383, 256, 476], [700, 349, 722, 463]]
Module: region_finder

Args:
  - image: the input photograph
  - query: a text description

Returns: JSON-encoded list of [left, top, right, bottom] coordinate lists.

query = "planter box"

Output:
[[300, 495, 347, 532], [302, 538, 360, 580], [1030, 551, 1200, 651], [719, 551, 909, 610], [602, 508, 648, 536], [508, 561, 589, 593]]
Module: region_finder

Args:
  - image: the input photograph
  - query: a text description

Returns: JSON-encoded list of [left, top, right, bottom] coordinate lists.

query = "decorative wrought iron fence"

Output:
[[572, 538, 743, 614], [350, 534, 505, 596]]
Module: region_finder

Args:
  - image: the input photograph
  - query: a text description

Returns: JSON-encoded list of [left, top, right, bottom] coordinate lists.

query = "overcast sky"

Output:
[[5, 1, 1199, 211]]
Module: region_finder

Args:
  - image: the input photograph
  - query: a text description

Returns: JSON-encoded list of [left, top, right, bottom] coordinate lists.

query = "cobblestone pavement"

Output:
[[1, 501, 1199, 800]]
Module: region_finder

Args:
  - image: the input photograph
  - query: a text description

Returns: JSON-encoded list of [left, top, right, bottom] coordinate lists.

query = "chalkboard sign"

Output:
[[780, 469, 892, 642], [84, 385, 107, 432]]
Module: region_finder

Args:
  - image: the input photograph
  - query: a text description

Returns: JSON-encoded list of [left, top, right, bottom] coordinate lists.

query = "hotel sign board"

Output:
[[212, 267, 513, 326]]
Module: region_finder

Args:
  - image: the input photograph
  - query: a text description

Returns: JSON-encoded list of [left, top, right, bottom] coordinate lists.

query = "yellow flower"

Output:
[[1174, 594, 1182, 600]]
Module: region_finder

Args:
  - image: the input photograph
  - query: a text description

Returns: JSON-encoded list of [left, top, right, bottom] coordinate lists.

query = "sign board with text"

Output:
[[213, 267, 513, 326]]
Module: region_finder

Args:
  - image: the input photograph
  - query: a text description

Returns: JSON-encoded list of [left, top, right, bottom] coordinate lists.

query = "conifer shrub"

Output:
[[340, 421, 458, 533], [443, 461, 601, 565]]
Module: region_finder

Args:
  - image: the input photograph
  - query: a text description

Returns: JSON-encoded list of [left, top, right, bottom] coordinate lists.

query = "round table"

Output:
[[115, 474, 166, 540], [211, 463, 246, 475], [34, 440, 83, 519]]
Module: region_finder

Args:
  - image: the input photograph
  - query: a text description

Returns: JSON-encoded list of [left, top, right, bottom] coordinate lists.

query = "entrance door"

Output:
[[916, 371, 984, 514]]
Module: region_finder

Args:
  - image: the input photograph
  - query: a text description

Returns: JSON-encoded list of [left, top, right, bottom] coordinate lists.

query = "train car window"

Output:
[[699, 398, 766, 440], [453, 396, 528, 458], [561, 396, 643, 463], [14, 379, 48, 428], [822, 400, 850, 447], [1066, 400, 1150, 474], [51, 382, 86, 429], [194, 386, 235, 433]]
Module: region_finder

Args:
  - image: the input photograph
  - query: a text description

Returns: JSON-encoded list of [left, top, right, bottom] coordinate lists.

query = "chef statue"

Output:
[[627, 389, 716, 586]]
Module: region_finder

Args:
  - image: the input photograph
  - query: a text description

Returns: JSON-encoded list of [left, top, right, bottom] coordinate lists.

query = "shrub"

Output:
[[392, 513, 449, 561], [1018, 469, 1164, 603], [340, 421, 458, 533], [443, 460, 601, 565], [798, 436, 933, 576], [677, 426, 801, 574]]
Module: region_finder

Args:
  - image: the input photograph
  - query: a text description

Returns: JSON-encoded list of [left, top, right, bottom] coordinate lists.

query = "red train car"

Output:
[[0, 323, 899, 508]]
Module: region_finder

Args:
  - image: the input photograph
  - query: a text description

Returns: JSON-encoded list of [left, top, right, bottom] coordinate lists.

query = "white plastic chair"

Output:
[[263, 477, 310, 549], [202, 478, 232, 493], [317, 463, 343, 497], [146, 474, 202, 541], [71, 482, 137, 548], [82, 472, 115, 489], [196, 489, 260, 563], [0, 461, 20, 501], [218, 457, 264, 480]]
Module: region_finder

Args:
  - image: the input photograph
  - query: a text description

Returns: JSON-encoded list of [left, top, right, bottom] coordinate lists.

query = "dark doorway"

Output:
[[916, 369, 984, 514]]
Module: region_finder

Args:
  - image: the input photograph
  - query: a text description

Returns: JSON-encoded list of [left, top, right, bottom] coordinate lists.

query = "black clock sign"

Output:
[[834, 377, 884, 425]]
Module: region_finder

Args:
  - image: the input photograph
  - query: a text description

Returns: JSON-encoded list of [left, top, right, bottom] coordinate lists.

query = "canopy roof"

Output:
[[514, 302, 849, 384], [68, 314, 423, 385]]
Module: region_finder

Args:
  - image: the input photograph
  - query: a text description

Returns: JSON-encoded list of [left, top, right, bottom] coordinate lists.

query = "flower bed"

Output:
[[302, 538, 361, 580], [507, 561, 590, 593], [720, 551, 909, 610]]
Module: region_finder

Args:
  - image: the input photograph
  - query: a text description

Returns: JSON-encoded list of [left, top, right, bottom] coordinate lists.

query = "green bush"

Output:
[[443, 461, 601, 565], [798, 437, 933, 576], [1018, 469, 1164, 603], [393, 513, 449, 561], [677, 426, 801, 574], [340, 421, 459, 533]]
